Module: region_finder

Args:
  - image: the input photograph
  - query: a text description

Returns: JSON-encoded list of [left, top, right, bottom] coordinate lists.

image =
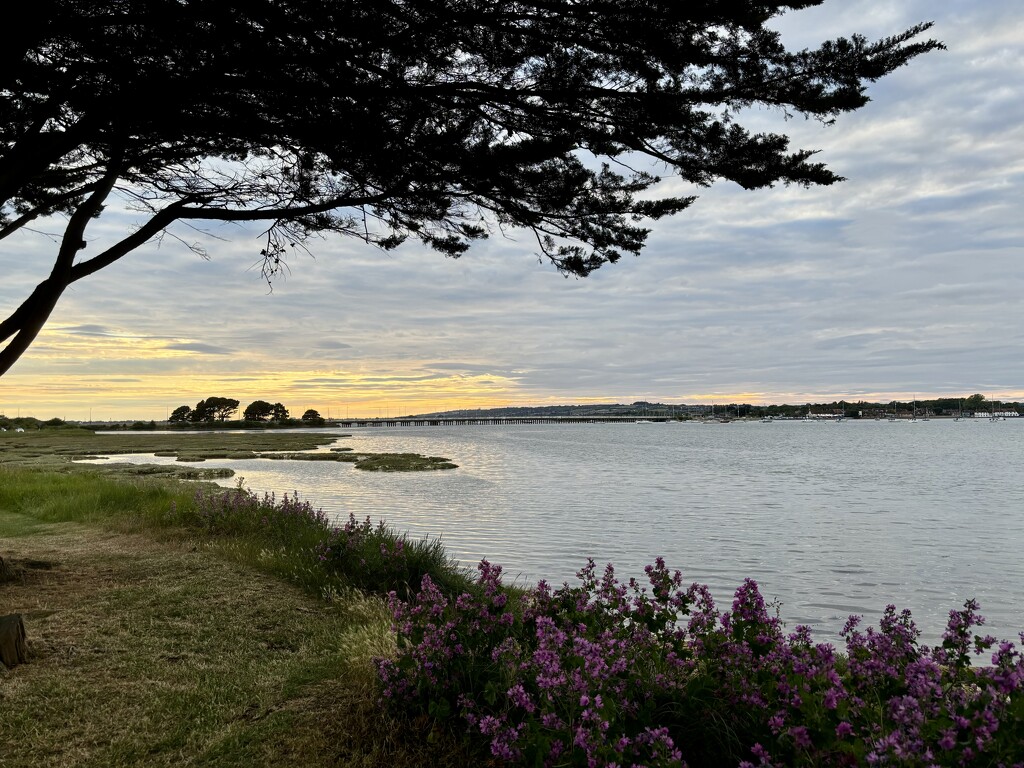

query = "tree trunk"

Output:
[[0, 614, 28, 669], [0, 158, 122, 378]]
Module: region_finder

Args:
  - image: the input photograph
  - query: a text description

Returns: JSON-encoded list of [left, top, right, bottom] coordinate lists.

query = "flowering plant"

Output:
[[377, 557, 1024, 767], [194, 484, 329, 544], [315, 512, 460, 597]]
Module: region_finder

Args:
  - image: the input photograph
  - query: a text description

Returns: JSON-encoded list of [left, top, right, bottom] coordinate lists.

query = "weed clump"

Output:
[[190, 485, 470, 600], [316, 514, 468, 598]]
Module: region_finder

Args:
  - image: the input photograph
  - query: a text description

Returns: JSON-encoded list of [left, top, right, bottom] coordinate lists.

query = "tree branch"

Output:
[[0, 182, 104, 242], [68, 201, 188, 283], [174, 193, 395, 222]]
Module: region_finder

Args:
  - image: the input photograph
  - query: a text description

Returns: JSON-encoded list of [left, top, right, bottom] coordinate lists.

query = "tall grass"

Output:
[[189, 483, 473, 599], [315, 512, 469, 597], [0, 466, 196, 532], [1, 467, 471, 603]]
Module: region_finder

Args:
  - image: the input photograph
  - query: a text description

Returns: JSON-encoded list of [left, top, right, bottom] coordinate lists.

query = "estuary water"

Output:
[[97, 419, 1024, 647]]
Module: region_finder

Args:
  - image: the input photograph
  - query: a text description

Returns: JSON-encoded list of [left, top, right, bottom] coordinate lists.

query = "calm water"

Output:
[[95, 420, 1024, 647]]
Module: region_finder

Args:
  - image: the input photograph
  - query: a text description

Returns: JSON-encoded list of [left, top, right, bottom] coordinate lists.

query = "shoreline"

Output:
[[0, 475, 471, 767]]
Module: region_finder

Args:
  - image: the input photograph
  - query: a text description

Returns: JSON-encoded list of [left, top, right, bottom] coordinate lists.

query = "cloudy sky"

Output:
[[3, 1, 1022, 421]]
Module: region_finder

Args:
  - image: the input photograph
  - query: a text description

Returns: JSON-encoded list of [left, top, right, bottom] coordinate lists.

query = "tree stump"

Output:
[[0, 614, 28, 668], [0, 554, 16, 583]]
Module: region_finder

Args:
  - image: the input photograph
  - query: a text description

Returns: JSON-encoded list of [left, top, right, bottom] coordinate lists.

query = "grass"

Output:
[[0, 467, 194, 532], [0, 428, 457, 477], [0, 467, 477, 767]]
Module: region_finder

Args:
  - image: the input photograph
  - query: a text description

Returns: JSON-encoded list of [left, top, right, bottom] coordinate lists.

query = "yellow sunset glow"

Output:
[[4, 327, 1023, 422], [1, 369, 528, 422], [1, 325, 531, 419]]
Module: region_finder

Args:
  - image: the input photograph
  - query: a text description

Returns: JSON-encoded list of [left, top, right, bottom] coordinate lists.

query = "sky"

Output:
[[2, 1, 1023, 421]]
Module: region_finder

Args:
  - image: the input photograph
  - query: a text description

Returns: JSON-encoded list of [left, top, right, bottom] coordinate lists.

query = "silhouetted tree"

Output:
[[209, 397, 240, 421], [271, 403, 289, 422], [190, 400, 211, 423], [0, 1, 942, 376], [301, 408, 324, 425], [168, 405, 192, 423], [243, 400, 274, 422], [190, 397, 239, 422]]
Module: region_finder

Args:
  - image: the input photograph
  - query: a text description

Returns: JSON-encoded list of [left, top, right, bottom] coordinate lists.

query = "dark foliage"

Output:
[[0, 1, 942, 374], [301, 408, 325, 424], [168, 405, 193, 424], [190, 396, 239, 422], [243, 400, 275, 422]]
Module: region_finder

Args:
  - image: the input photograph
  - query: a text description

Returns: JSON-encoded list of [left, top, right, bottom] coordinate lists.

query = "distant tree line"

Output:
[[717, 393, 1021, 419], [430, 394, 1023, 421], [167, 398, 323, 425], [0, 415, 67, 431]]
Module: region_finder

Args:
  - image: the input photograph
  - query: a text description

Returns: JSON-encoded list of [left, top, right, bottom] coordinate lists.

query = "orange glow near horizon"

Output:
[[4, 324, 1022, 421], [1, 369, 532, 421], [4, 369, 1023, 423]]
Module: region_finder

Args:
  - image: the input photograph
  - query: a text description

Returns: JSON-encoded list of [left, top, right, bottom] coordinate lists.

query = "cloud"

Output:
[[60, 324, 118, 337], [4, 2, 1024, 419], [163, 342, 233, 355]]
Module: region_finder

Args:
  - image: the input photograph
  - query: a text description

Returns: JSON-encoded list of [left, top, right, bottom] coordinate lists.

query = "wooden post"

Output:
[[0, 614, 28, 668], [0, 554, 15, 583]]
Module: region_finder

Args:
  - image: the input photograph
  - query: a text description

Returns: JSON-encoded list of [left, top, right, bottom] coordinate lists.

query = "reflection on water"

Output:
[[90, 420, 1024, 647]]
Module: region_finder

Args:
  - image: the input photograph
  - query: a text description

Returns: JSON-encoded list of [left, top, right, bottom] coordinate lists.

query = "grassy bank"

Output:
[[0, 467, 475, 767], [8, 462, 1022, 766]]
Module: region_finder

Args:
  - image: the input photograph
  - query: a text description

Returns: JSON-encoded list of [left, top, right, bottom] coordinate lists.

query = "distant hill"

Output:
[[411, 397, 1022, 420]]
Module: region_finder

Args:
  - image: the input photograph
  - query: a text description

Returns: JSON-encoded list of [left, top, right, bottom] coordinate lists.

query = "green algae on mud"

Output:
[[260, 451, 457, 471], [351, 453, 458, 471], [0, 428, 457, 477]]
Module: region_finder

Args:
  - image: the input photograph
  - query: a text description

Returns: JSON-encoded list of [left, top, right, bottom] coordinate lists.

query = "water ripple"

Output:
[[90, 420, 1024, 648]]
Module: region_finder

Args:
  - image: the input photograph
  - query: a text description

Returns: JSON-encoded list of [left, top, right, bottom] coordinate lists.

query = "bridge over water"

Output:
[[329, 415, 676, 427]]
